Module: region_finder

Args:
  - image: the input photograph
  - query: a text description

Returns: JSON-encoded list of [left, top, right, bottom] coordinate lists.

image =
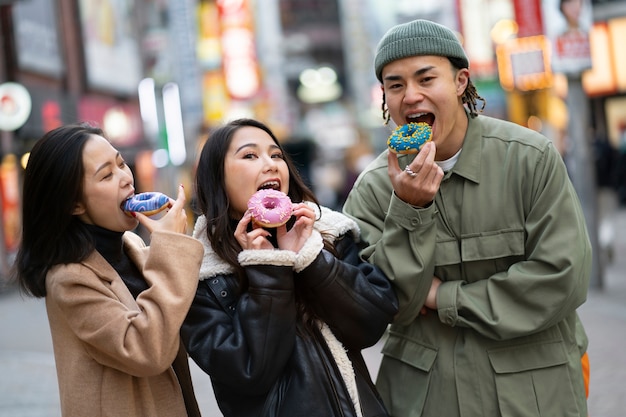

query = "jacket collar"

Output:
[[79, 232, 146, 307], [447, 114, 483, 184]]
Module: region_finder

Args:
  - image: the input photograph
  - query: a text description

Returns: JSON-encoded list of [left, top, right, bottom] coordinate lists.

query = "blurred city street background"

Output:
[[1, 187, 624, 416], [1, 0, 626, 416]]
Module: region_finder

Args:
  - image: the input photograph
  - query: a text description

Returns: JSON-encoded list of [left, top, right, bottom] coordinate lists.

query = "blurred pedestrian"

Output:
[[13, 123, 203, 417], [182, 118, 398, 417], [343, 19, 591, 417]]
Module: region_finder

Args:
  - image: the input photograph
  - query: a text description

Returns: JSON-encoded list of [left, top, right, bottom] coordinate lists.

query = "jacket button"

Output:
[[220, 290, 228, 297], [212, 279, 219, 285]]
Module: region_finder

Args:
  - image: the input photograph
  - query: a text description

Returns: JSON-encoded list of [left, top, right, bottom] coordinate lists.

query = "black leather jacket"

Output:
[[182, 209, 398, 417]]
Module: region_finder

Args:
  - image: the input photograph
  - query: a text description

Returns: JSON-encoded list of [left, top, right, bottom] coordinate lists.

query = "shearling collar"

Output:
[[192, 202, 360, 281]]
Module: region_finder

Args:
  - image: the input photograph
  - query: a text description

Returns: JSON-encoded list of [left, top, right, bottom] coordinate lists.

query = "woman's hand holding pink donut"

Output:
[[234, 211, 274, 250], [276, 202, 314, 253], [234, 203, 314, 253], [134, 184, 187, 234]]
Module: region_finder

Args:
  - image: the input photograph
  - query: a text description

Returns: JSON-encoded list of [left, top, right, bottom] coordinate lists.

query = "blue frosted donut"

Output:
[[122, 192, 171, 216], [387, 122, 432, 154]]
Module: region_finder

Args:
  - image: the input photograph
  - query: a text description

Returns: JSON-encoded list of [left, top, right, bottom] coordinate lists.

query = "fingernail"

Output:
[[180, 184, 184, 189], [131, 211, 137, 218]]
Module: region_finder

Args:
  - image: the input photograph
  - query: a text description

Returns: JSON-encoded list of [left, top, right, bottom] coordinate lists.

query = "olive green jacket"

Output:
[[343, 114, 591, 417]]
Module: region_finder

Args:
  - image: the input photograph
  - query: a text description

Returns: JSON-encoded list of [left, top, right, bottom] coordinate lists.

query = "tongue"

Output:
[[410, 114, 433, 125]]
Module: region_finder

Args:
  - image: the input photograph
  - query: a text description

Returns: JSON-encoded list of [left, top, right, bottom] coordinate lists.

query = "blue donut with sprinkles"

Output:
[[122, 192, 171, 216], [387, 122, 432, 154]]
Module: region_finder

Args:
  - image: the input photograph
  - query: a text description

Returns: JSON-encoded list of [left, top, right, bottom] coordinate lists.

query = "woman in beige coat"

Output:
[[13, 123, 203, 417]]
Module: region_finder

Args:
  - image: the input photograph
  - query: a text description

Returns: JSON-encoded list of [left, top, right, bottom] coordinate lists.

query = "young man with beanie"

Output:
[[343, 19, 591, 416]]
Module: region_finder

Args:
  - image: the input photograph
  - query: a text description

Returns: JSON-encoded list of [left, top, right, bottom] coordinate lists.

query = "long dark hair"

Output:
[[13, 123, 104, 297], [194, 118, 318, 280]]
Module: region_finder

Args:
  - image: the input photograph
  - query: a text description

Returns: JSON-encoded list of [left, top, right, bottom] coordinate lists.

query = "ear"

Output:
[[72, 202, 86, 216], [456, 68, 470, 96]]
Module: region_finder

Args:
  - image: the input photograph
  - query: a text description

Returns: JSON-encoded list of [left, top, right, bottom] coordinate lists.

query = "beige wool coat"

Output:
[[45, 231, 203, 417]]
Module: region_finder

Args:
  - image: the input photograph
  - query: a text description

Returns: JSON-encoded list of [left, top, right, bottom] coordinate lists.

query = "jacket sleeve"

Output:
[[46, 232, 203, 376], [436, 144, 592, 340], [343, 168, 438, 326], [295, 232, 399, 349], [181, 264, 298, 395]]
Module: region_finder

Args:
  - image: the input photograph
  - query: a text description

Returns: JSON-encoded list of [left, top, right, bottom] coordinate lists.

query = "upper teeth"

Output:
[[260, 181, 279, 189], [408, 113, 427, 119]]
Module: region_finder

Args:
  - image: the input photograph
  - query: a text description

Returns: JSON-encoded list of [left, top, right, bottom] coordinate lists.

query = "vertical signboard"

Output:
[[12, 0, 64, 77], [78, 0, 142, 94], [542, 0, 593, 74], [513, 0, 544, 37], [217, 0, 260, 100]]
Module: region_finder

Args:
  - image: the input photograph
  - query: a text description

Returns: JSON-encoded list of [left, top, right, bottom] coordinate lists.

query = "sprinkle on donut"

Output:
[[122, 192, 171, 217], [247, 189, 293, 228], [387, 122, 432, 154]]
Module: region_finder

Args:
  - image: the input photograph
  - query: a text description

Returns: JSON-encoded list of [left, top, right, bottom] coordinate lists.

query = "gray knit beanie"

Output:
[[374, 19, 469, 82]]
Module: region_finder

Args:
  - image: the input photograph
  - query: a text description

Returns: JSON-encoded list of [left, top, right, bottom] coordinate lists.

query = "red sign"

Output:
[[513, 0, 544, 37]]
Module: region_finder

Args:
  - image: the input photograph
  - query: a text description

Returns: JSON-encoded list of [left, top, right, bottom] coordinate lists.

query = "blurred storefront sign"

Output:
[[583, 17, 626, 96], [542, 0, 593, 75], [19, 87, 75, 140], [12, 0, 63, 77], [77, 0, 142, 95], [0, 154, 19, 252], [0, 82, 31, 131], [217, 0, 260, 100], [512, 0, 543, 37], [198, 2, 228, 124], [496, 35, 553, 91], [78, 96, 143, 147]]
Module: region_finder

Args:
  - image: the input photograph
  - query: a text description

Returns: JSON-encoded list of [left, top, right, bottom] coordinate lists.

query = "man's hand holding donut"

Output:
[[388, 142, 443, 207]]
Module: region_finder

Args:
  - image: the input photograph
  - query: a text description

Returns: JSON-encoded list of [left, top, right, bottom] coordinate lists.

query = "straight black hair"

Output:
[[13, 123, 104, 297]]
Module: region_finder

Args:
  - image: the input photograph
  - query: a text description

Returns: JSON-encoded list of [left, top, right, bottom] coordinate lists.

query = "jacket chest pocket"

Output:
[[435, 229, 525, 282]]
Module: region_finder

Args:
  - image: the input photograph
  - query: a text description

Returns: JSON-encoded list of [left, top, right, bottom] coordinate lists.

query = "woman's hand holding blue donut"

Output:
[[134, 184, 186, 234], [276, 202, 314, 253]]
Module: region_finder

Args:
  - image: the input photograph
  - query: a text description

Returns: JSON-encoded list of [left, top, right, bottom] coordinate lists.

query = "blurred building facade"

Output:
[[0, 0, 625, 278]]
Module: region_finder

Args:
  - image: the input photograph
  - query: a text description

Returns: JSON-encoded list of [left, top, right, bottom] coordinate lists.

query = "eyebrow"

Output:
[[235, 143, 280, 153], [383, 65, 436, 82], [94, 152, 121, 175]]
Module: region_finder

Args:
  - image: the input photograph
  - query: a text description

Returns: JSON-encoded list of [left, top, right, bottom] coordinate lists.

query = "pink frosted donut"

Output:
[[247, 189, 293, 227], [122, 192, 171, 217]]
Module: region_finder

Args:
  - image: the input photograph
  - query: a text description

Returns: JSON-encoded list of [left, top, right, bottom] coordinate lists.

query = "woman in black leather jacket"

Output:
[[182, 118, 398, 417]]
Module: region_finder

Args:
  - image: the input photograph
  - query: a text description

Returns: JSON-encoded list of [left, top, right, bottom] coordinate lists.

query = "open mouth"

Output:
[[258, 181, 280, 191], [406, 113, 434, 126]]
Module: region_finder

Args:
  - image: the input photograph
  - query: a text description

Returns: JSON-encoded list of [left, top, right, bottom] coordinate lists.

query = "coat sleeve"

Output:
[[295, 232, 398, 349], [343, 168, 438, 326], [45, 232, 203, 376], [181, 265, 298, 395], [436, 144, 592, 340]]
